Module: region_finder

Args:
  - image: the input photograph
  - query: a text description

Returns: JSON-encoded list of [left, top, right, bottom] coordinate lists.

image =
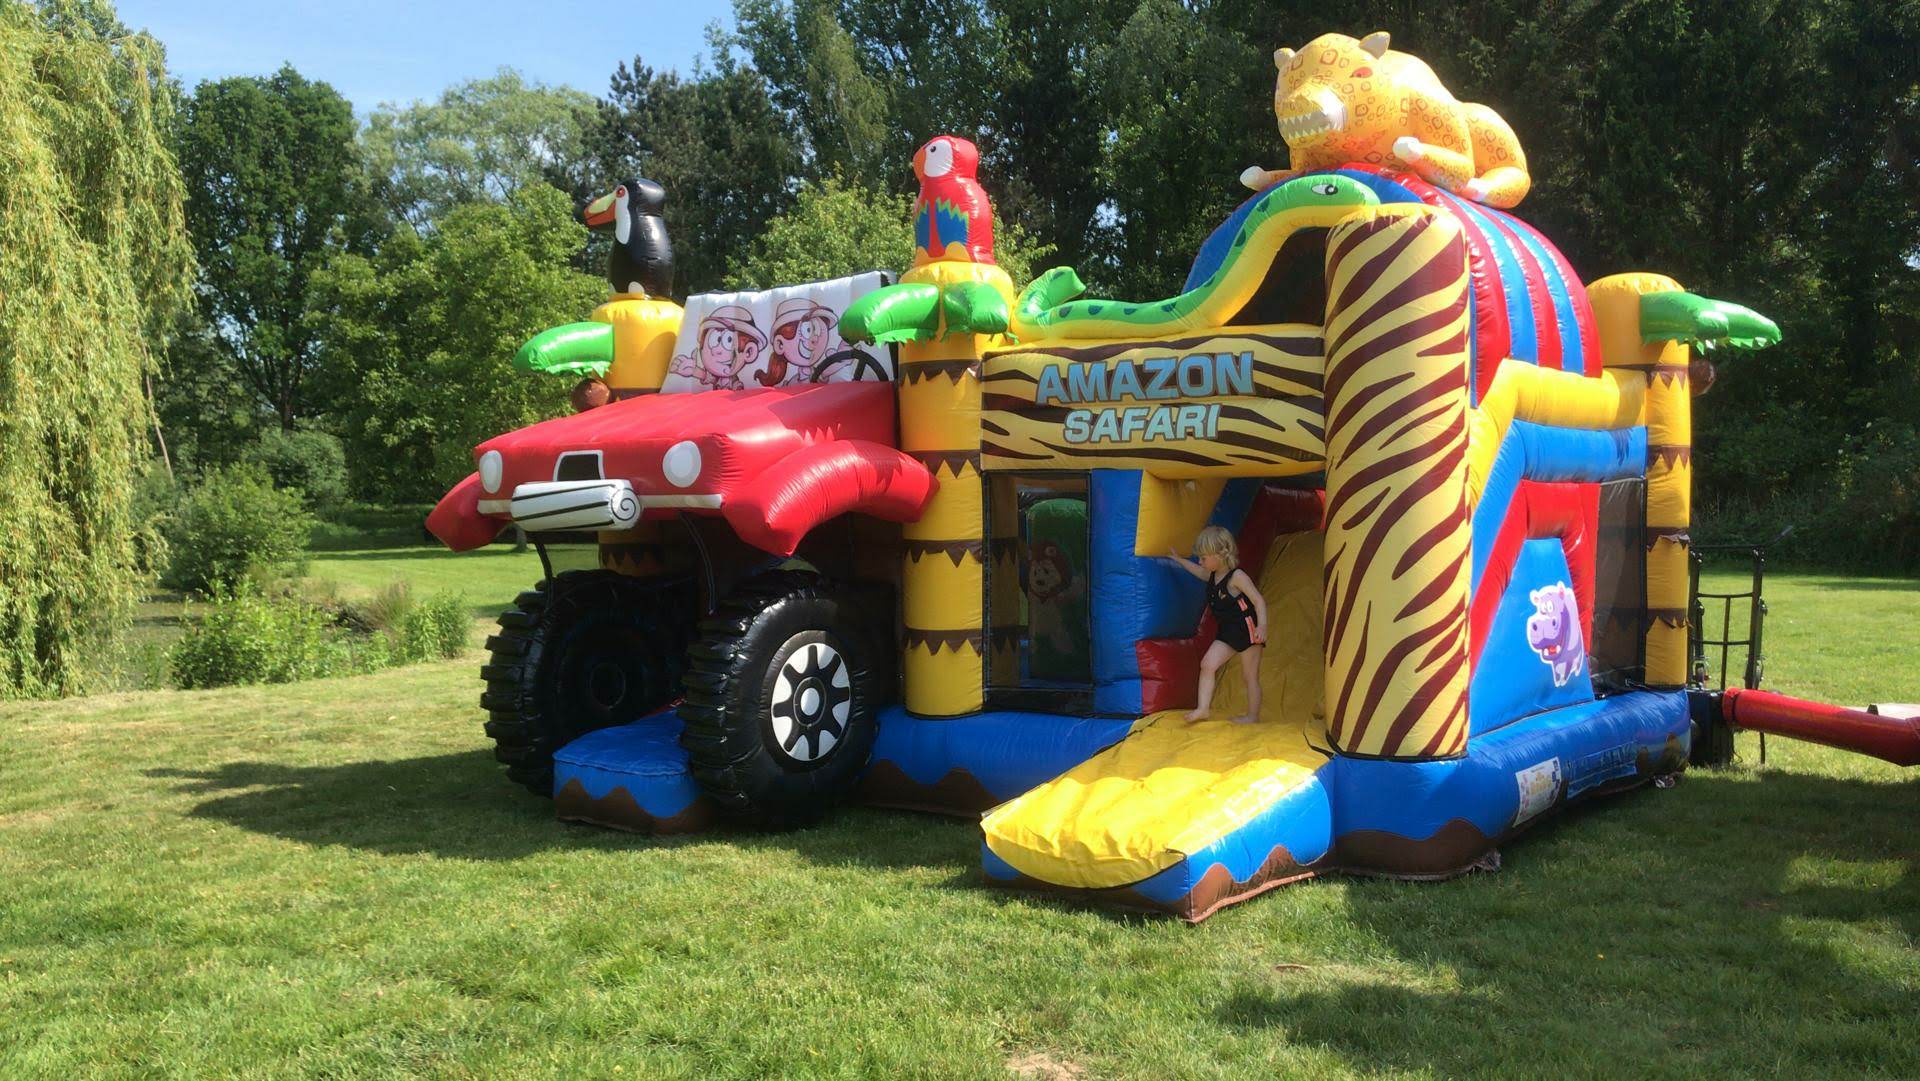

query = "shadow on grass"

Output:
[[144, 751, 981, 878], [1212, 768, 1920, 1075]]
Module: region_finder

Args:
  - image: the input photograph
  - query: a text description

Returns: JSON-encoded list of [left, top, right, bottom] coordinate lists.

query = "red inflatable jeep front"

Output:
[[427, 380, 934, 556]]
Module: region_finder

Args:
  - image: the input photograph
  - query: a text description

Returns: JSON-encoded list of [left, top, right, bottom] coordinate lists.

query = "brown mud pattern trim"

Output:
[[612, 387, 662, 400], [1333, 817, 1497, 877], [600, 544, 667, 577], [984, 366, 1042, 386], [1648, 444, 1693, 469], [907, 449, 980, 477], [1650, 364, 1690, 384], [903, 358, 978, 383], [1636, 734, 1690, 775], [856, 759, 998, 816], [1646, 607, 1689, 629], [554, 779, 716, 835], [984, 844, 1321, 923], [1645, 526, 1691, 547], [906, 539, 984, 566], [905, 628, 985, 655], [985, 759, 1682, 919], [985, 330, 1322, 367]]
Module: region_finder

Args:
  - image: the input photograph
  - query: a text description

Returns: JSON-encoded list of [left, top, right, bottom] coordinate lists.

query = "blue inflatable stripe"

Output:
[[1184, 192, 1264, 292], [1183, 169, 1424, 293], [1329, 167, 1423, 206], [1471, 422, 1646, 591], [1207, 477, 1263, 532], [1432, 189, 1537, 362], [1496, 208, 1585, 375], [1090, 471, 1146, 709]]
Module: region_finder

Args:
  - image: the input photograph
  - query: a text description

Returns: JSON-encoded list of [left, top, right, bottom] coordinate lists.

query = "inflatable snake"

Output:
[[1010, 174, 1378, 341]]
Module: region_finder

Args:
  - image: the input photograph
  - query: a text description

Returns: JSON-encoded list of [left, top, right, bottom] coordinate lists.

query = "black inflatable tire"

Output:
[[679, 571, 892, 829], [480, 570, 696, 796]]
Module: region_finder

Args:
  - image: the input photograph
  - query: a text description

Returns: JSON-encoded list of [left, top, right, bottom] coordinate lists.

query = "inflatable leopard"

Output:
[[1240, 30, 1532, 209]]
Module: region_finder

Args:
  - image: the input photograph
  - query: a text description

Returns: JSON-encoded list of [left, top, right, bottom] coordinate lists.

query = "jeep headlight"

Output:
[[662, 441, 701, 488], [478, 450, 504, 493]]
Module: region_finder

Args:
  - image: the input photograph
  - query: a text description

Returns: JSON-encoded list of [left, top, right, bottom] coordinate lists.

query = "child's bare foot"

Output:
[[1184, 707, 1208, 722], [1228, 714, 1257, 725]]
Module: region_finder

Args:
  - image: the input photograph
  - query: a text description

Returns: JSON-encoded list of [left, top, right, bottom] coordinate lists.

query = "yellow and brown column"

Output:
[[1320, 205, 1475, 760], [1587, 273, 1692, 688], [897, 261, 1014, 716], [594, 294, 684, 578]]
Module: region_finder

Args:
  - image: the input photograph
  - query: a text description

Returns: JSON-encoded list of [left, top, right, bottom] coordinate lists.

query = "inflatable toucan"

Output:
[[581, 178, 673, 299]]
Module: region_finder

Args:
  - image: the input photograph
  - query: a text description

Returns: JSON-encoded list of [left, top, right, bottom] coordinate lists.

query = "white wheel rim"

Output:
[[768, 640, 853, 763]]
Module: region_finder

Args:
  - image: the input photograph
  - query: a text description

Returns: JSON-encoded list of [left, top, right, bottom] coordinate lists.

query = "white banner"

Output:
[[662, 271, 893, 393]]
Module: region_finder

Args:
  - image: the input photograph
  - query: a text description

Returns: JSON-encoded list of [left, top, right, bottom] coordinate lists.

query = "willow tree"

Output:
[[0, 0, 193, 697]]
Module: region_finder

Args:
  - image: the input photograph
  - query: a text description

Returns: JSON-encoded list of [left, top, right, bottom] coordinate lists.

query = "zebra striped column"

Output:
[[1320, 205, 1475, 760]]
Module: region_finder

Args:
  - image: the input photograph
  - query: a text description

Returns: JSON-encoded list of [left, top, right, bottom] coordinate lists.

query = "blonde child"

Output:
[[1165, 526, 1268, 724]]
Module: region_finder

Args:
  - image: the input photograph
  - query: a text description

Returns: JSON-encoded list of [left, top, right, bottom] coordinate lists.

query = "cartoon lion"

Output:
[[1025, 540, 1086, 655]]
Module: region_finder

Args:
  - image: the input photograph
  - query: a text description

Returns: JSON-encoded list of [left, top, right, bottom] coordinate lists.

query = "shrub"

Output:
[[170, 589, 350, 689], [361, 581, 414, 632], [393, 592, 469, 662], [164, 465, 315, 594], [244, 429, 348, 507]]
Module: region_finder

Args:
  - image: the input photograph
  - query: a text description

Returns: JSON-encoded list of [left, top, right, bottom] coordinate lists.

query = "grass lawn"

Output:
[[7, 566, 1916, 1077]]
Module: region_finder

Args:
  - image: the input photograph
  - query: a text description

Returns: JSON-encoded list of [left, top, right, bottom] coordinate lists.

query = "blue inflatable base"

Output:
[[548, 691, 1689, 920], [551, 710, 715, 833], [857, 706, 1137, 814]]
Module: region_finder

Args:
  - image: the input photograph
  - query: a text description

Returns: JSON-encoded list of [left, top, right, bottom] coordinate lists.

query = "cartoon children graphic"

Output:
[[756, 297, 848, 386], [669, 304, 764, 390]]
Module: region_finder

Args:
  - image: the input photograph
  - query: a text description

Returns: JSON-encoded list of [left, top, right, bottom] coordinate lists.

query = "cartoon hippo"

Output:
[[1526, 582, 1585, 687]]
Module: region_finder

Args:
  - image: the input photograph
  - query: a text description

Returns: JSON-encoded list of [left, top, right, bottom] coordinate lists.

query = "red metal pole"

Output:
[[1721, 688, 1920, 767]]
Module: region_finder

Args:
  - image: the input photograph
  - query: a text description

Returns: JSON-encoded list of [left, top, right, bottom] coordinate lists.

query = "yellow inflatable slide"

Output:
[[981, 532, 1334, 898]]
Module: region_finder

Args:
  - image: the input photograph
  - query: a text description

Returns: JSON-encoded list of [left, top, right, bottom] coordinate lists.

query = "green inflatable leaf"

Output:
[[941, 280, 1009, 337], [1640, 292, 1781, 351], [841, 283, 941, 344], [514, 321, 614, 376]]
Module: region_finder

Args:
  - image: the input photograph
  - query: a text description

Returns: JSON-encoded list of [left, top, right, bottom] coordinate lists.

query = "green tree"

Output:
[[360, 69, 599, 227], [308, 184, 606, 501], [174, 64, 365, 430], [726, 175, 1049, 290], [0, 0, 194, 696], [591, 52, 803, 295]]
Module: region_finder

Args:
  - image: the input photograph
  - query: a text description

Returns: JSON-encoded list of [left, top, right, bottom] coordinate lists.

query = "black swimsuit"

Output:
[[1207, 571, 1259, 653]]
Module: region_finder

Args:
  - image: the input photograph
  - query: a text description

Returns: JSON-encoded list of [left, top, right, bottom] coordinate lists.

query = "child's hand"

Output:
[[1167, 547, 1182, 560], [1253, 625, 1268, 645]]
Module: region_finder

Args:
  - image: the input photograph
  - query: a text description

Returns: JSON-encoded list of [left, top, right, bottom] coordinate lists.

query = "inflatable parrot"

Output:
[[842, 135, 1009, 345], [912, 136, 995, 266]]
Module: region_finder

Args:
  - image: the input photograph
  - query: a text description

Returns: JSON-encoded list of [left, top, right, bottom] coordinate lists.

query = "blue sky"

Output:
[[115, 0, 735, 110]]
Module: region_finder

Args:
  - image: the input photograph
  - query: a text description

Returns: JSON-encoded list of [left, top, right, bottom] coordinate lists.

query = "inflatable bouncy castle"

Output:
[[427, 33, 1911, 921]]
